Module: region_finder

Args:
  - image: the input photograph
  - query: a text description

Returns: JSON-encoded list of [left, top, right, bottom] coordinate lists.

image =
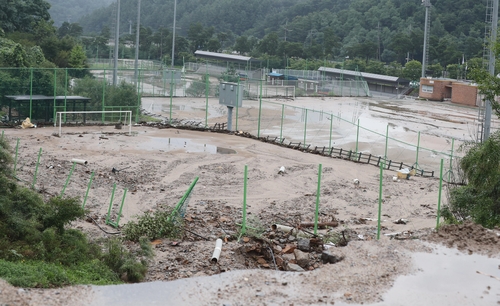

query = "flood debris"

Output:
[[112, 166, 131, 173], [211, 239, 223, 263], [393, 218, 408, 225], [278, 166, 286, 175]]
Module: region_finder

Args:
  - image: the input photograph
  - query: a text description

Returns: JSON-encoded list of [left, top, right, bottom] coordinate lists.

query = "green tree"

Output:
[[0, 0, 51, 33], [403, 60, 422, 82], [68, 45, 88, 77], [57, 22, 83, 39], [234, 36, 250, 54], [187, 23, 214, 52], [258, 32, 279, 56], [446, 132, 500, 228]]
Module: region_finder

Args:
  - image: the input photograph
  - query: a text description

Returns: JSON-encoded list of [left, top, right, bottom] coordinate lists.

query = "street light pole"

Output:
[[134, 0, 141, 85], [112, 0, 121, 86], [171, 0, 177, 68]]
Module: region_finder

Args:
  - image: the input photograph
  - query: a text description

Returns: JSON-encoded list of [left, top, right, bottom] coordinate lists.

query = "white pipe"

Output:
[[71, 159, 88, 165], [271, 224, 294, 233], [210, 238, 223, 263]]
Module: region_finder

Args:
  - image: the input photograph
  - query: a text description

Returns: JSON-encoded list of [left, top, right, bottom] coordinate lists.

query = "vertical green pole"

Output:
[[29, 68, 33, 119], [32, 148, 42, 189], [436, 159, 444, 229], [377, 162, 383, 240], [170, 70, 174, 123], [205, 73, 209, 128], [235, 79, 240, 131], [102, 69, 106, 123], [257, 78, 263, 138], [384, 124, 389, 162], [280, 104, 284, 141], [303, 109, 308, 148], [64, 68, 68, 122], [241, 165, 248, 236], [163, 69, 166, 96], [136, 69, 140, 123], [356, 119, 360, 154], [115, 188, 128, 226], [314, 164, 322, 235], [82, 172, 95, 209], [13, 139, 19, 177], [106, 183, 117, 224], [328, 114, 333, 148], [53, 68, 57, 125], [415, 131, 421, 169], [448, 138, 454, 181], [60, 162, 76, 197]]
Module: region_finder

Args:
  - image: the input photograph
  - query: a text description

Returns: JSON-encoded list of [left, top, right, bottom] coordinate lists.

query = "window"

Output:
[[422, 85, 434, 93]]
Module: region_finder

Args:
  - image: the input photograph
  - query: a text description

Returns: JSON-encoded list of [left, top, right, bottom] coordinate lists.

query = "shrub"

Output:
[[122, 208, 183, 241]]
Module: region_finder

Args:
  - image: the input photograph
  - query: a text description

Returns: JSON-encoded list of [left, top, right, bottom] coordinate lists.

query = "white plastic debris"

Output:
[[278, 166, 286, 174]]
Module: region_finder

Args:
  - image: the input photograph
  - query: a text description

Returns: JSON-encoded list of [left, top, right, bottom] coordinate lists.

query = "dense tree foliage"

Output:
[[0, 0, 51, 33], [76, 0, 485, 70]]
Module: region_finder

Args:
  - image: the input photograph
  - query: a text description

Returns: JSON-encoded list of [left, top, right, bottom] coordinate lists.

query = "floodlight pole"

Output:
[[171, 0, 177, 68], [113, 0, 121, 86], [421, 0, 431, 78], [134, 0, 141, 85], [484, 0, 499, 141]]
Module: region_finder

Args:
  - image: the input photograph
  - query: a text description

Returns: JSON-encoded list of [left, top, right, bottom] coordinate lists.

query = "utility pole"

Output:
[[421, 0, 431, 78], [377, 22, 381, 61], [112, 0, 121, 86], [134, 0, 141, 85], [282, 21, 292, 42]]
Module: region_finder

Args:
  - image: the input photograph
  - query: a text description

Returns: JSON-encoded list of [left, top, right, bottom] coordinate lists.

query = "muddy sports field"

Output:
[[1, 96, 499, 305]]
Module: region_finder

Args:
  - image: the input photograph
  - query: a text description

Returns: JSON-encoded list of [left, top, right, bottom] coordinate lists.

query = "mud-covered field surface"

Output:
[[1, 96, 499, 305]]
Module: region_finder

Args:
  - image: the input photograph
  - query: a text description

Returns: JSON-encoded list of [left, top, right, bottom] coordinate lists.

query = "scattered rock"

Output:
[[294, 249, 310, 268], [321, 249, 345, 264], [297, 238, 311, 252], [287, 263, 305, 272]]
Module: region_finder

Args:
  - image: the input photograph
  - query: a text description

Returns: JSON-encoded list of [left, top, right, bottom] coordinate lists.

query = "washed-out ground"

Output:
[[1, 96, 499, 305]]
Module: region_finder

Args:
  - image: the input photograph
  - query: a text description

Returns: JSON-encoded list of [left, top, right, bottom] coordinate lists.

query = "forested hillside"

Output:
[[46, 0, 114, 26], [77, 0, 486, 66]]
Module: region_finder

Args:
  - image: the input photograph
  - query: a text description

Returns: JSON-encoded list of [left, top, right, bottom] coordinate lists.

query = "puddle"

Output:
[[140, 137, 236, 154], [90, 245, 499, 306], [339, 244, 500, 306]]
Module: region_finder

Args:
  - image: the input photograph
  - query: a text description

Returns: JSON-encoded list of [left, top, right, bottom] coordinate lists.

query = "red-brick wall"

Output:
[[451, 83, 478, 106], [419, 78, 452, 101]]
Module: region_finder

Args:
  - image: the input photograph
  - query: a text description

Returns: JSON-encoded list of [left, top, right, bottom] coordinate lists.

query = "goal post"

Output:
[[56, 111, 132, 137]]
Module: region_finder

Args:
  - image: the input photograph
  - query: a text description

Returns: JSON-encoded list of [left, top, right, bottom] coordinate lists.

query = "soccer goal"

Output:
[[56, 111, 132, 137]]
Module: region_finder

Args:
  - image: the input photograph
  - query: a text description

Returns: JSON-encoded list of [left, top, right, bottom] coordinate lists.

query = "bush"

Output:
[[446, 132, 500, 228], [101, 237, 152, 283], [0, 137, 151, 287], [0, 259, 121, 288], [122, 208, 183, 241]]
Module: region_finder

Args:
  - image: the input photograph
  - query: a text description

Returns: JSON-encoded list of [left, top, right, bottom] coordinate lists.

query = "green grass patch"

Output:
[[0, 259, 122, 288], [139, 115, 162, 122]]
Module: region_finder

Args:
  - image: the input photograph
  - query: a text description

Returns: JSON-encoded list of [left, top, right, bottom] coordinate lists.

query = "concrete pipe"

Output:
[[211, 238, 223, 263], [71, 159, 88, 165]]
